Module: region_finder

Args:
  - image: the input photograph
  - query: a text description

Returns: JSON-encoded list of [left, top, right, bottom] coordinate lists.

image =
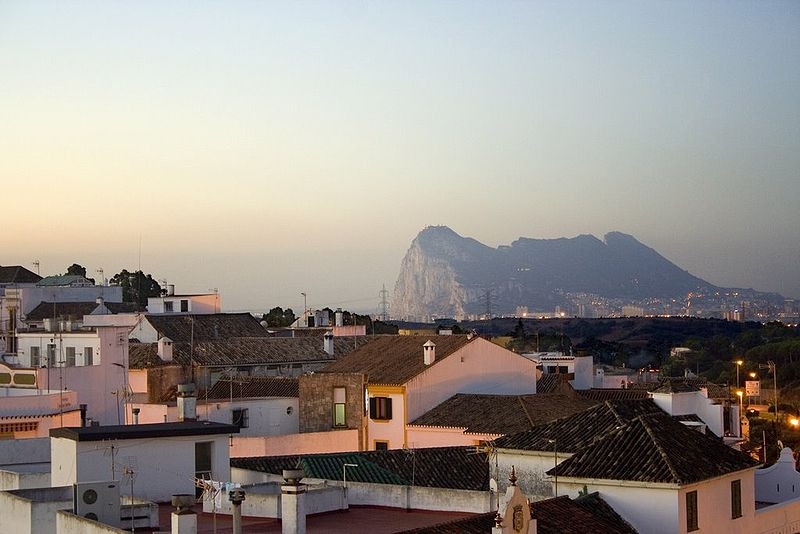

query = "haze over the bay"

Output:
[[1, 1, 798, 311]]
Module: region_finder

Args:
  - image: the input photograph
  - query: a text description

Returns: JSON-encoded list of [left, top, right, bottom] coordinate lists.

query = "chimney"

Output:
[[177, 384, 197, 422], [132, 407, 140, 425], [335, 308, 343, 327], [79, 404, 87, 427], [423, 340, 436, 365], [323, 332, 334, 356], [281, 469, 307, 534], [230, 489, 246, 534], [44, 318, 55, 333], [158, 337, 173, 361], [167, 284, 175, 296], [96, 296, 104, 306], [171, 494, 197, 534]]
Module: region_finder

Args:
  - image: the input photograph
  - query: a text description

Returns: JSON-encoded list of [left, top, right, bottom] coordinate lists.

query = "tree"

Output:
[[262, 307, 296, 327], [64, 263, 94, 284], [110, 269, 161, 307]]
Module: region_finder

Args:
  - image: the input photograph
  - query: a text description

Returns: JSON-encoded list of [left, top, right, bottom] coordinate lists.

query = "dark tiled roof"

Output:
[[536, 373, 572, 394], [398, 493, 637, 534], [128, 337, 344, 369], [205, 376, 299, 400], [409, 393, 597, 435], [36, 275, 92, 287], [50, 421, 239, 441], [320, 335, 474, 385], [395, 512, 495, 534], [25, 301, 141, 322], [143, 313, 270, 343], [494, 399, 664, 453], [578, 388, 651, 401], [627, 378, 730, 399], [549, 413, 758, 484], [652, 379, 699, 393], [231, 446, 489, 491], [531, 493, 638, 534], [0, 266, 42, 284]]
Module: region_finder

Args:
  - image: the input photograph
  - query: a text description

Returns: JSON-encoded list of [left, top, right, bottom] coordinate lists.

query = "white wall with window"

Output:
[[16, 332, 101, 368]]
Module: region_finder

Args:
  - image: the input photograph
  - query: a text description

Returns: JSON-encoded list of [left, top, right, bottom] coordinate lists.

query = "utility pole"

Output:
[[378, 284, 390, 321]]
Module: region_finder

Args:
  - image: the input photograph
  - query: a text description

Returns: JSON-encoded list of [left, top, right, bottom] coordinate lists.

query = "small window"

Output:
[[370, 397, 393, 420], [558, 366, 569, 374], [180, 300, 189, 312], [84, 347, 93, 366], [374, 441, 389, 451], [333, 387, 347, 427], [46, 344, 56, 367], [30, 346, 40, 368], [731, 480, 742, 519], [232, 408, 249, 429], [547, 365, 557, 373], [686, 490, 698, 531], [164, 301, 174, 312], [65, 347, 76, 367]]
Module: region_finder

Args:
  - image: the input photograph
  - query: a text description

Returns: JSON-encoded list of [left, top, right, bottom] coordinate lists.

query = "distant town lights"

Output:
[[790, 418, 799, 428]]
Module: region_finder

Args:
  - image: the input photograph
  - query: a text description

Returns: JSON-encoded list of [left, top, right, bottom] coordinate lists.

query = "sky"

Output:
[[1, 1, 798, 312]]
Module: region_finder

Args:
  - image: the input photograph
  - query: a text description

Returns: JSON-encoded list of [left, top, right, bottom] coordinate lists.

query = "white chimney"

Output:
[[44, 318, 55, 333], [281, 470, 307, 534], [167, 284, 175, 296], [171, 494, 197, 534], [323, 331, 334, 356], [335, 308, 343, 327], [158, 336, 173, 361], [96, 296, 104, 306], [423, 340, 436, 365], [177, 384, 197, 422]]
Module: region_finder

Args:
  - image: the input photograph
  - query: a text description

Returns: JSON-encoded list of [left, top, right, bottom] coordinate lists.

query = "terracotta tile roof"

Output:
[[398, 493, 637, 534], [549, 413, 758, 484], [0, 266, 42, 285], [409, 393, 597, 435], [578, 388, 651, 401], [493, 399, 664, 453], [395, 512, 495, 534], [231, 446, 489, 491], [320, 335, 474, 385], [142, 313, 270, 343], [25, 301, 141, 322], [128, 337, 347, 369], [205, 376, 299, 400], [536, 373, 573, 394], [531, 493, 638, 534]]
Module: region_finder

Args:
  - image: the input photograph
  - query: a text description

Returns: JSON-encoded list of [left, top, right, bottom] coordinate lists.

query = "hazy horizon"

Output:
[[2, 1, 798, 311]]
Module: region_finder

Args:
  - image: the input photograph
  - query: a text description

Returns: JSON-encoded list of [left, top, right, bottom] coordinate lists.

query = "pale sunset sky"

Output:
[[1, 1, 798, 311]]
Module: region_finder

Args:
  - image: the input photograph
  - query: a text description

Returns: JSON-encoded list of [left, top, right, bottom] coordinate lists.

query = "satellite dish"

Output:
[[489, 478, 498, 493]]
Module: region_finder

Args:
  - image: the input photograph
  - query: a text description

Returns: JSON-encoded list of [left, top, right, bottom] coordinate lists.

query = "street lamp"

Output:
[[735, 360, 744, 388], [759, 361, 778, 421]]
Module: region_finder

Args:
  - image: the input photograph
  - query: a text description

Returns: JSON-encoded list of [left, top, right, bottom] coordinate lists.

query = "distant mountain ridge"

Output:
[[393, 226, 731, 319]]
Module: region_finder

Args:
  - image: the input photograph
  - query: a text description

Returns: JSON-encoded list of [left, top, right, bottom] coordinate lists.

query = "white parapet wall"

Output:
[[56, 510, 128, 534]]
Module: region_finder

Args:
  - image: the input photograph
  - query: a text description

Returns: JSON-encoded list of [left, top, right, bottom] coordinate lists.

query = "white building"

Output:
[[50, 420, 237, 503], [523, 352, 593, 390], [755, 447, 800, 505], [147, 287, 221, 314]]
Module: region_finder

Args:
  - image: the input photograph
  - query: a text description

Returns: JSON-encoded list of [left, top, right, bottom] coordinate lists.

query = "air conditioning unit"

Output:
[[74, 481, 121, 527]]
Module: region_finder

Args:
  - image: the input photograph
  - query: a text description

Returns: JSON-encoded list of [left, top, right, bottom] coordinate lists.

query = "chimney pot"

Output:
[[423, 340, 436, 365], [323, 332, 334, 355]]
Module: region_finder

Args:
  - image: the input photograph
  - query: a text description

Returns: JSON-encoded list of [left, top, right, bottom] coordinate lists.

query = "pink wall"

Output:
[[406, 337, 538, 421], [128, 369, 148, 394], [406, 426, 501, 448], [230, 429, 359, 457], [0, 409, 82, 438]]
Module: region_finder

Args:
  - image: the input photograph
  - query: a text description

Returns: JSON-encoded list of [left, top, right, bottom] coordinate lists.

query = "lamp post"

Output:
[[735, 360, 744, 389], [759, 361, 778, 422]]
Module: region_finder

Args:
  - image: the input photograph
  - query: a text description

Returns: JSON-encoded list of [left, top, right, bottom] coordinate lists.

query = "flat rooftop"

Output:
[[50, 421, 239, 441], [157, 504, 474, 533]]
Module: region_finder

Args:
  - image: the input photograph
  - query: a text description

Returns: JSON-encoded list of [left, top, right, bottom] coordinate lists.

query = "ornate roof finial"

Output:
[[509, 465, 517, 486], [494, 511, 503, 527]]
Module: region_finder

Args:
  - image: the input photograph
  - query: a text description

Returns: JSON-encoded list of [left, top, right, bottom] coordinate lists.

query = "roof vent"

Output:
[[423, 340, 436, 365]]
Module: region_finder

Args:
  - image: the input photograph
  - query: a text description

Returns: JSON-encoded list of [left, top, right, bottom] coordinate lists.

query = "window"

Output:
[[180, 300, 189, 312], [46, 344, 56, 367], [232, 408, 249, 429], [547, 365, 557, 373], [558, 366, 569, 373], [65, 347, 76, 367], [333, 387, 346, 427], [30, 346, 40, 368], [370, 397, 393, 420], [731, 480, 742, 519], [84, 347, 93, 366], [164, 301, 174, 312], [686, 490, 698, 531], [195, 442, 212, 479], [374, 441, 389, 451]]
